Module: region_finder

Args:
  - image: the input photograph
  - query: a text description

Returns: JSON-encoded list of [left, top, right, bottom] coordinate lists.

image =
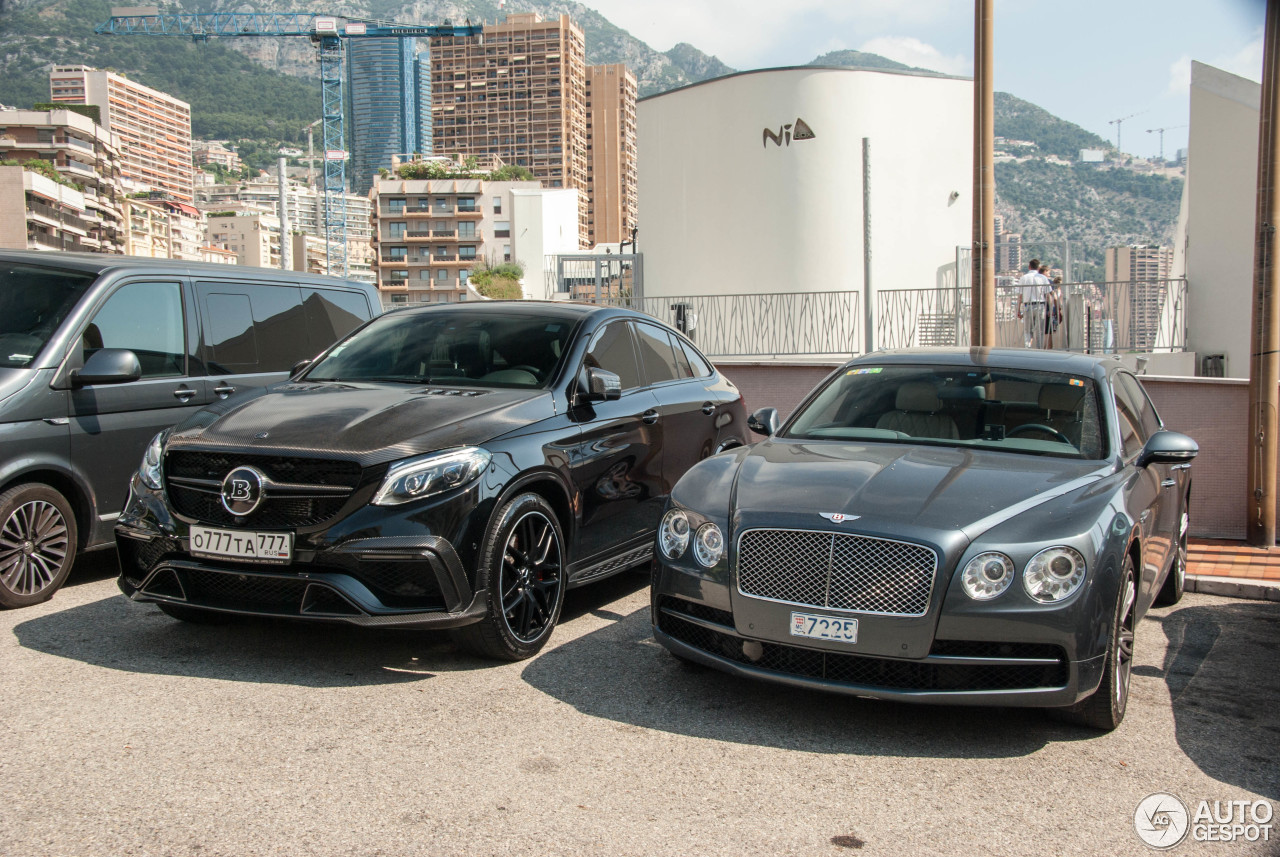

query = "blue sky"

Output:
[[577, 0, 1266, 160]]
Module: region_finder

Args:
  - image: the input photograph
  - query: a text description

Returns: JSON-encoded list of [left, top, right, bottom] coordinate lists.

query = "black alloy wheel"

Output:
[[1059, 556, 1137, 731], [453, 492, 566, 661], [0, 484, 78, 609]]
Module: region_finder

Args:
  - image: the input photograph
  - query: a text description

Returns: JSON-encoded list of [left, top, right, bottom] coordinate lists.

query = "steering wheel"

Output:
[[1007, 423, 1071, 444]]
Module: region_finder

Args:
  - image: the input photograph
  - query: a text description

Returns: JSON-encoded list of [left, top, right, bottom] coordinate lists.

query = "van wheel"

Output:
[[0, 484, 78, 609], [452, 493, 566, 661]]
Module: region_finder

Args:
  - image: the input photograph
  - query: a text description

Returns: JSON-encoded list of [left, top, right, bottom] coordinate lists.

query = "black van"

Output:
[[0, 250, 381, 608]]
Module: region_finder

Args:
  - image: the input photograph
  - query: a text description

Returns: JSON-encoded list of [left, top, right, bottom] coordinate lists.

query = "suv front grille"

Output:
[[736, 528, 937, 616], [165, 450, 362, 529]]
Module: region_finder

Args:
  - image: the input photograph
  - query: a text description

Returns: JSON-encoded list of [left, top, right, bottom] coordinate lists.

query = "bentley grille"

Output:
[[736, 528, 937, 616]]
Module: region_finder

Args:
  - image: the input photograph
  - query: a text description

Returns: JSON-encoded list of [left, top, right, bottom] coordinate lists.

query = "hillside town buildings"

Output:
[[49, 65, 194, 203]]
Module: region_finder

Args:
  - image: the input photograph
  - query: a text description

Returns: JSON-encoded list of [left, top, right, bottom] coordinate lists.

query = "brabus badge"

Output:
[[819, 513, 859, 524]]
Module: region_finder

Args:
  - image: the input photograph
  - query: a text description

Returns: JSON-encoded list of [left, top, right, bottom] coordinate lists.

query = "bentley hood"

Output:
[[712, 438, 1111, 542], [167, 381, 556, 467]]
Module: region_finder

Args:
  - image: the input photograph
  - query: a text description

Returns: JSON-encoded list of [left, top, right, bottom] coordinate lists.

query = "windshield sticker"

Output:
[[1069, 378, 1084, 386], [848, 367, 883, 375]]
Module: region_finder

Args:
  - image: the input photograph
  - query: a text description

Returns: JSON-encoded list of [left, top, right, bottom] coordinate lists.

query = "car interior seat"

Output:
[[875, 382, 960, 439]]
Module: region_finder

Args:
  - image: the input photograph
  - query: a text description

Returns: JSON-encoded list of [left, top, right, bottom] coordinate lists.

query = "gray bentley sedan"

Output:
[[651, 348, 1197, 730]]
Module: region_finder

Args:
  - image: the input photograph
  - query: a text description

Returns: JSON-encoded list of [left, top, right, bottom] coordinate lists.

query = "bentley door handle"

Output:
[[214, 384, 237, 398], [701, 402, 716, 416], [1161, 479, 1177, 488], [641, 409, 660, 425], [173, 387, 196, 402]]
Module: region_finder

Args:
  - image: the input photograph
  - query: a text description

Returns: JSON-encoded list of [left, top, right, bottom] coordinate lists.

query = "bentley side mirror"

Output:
[[71, 348, 141, 387], [1137, 430, 1199, 468], [748, 407, 780, 436], [583, 367, 622, 403]]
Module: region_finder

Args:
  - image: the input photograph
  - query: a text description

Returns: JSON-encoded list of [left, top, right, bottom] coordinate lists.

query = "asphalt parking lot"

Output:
[[1, 551, 1277, 857]]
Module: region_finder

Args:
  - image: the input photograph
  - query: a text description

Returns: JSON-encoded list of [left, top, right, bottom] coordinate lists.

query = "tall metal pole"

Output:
[[862, 137, 874, 355], [970, 0, 996, 346], [1248, 0, 1280, 547]]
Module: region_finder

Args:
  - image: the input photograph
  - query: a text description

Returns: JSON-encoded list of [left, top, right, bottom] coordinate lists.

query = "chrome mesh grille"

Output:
[[737, 528, 937, 616]]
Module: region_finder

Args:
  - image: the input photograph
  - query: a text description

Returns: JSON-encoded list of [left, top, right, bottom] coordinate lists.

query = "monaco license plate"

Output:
[[189, 525, 292, 564], [790, 612, 859, 644]]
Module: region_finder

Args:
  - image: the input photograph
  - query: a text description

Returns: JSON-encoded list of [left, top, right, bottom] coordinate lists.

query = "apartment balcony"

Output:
[[402, 229, 483, 243]]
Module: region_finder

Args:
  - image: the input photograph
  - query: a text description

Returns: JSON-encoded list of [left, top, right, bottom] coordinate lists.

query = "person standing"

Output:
[[1017, 259, 1052, 347]]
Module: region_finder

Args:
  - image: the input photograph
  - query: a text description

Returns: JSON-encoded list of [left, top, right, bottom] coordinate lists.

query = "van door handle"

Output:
[[214, 384, 237, 398], [173, 387, 196, 402], [701, 402, 716, 416], [641, 409, 660, 425]]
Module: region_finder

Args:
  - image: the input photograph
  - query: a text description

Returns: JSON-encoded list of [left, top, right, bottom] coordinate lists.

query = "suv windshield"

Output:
[[786, 364, 1107, 459], [0, 263, 97, 369], [306, 307, 579, 389]]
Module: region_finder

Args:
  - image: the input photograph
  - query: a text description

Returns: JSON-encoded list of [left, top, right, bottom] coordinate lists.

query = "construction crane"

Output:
[[1146, 124, 1188, 163], [1107, 110, 1147, 155], [94, 9, 483, 277]]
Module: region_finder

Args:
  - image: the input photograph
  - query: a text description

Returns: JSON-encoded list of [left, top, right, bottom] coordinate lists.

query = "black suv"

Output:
[[116, 302, 748, 659]]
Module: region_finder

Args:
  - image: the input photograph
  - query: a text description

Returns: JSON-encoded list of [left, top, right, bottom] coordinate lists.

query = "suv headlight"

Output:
[[139, 431, 166, 491], [373, 447, 491, 506], [1023, 546, 1087, 603]]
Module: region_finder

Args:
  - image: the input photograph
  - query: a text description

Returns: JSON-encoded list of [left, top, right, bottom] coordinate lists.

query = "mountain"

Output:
[[809, 49, 922, 73]]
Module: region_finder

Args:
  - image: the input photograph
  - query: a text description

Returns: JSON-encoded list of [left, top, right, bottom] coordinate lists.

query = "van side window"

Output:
[[302, 288, 370, 350], [198, 282, 307, 374], [86, 281, 184, 378]]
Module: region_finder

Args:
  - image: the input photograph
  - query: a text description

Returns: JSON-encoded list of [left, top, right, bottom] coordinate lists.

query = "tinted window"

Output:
[[302, 288, 370, 352], [1112, 373, 1153, 458], [585, 322, 641, 390], [1117, 372, 1161, 437], [198, 282, 307, 374], [676, 337, 713, 378], [633, 322, 681, 385], [306, 307, 576, 389], [86, 281, 184, 378], [0, 263, 96, 368]]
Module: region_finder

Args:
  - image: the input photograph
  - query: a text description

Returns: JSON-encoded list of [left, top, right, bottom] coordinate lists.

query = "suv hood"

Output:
[[168, 381, 556, 467]]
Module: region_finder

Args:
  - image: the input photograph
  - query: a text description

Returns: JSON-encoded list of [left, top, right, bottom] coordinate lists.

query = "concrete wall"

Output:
[[512, 188, 581, 300], [638, 67, 972, 299], [719, 361, 1258, 540], [1179, 61, 1260, 380]]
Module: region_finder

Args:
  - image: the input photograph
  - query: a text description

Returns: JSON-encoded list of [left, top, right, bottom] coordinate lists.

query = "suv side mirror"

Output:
[[290, 358, 312, 378], [581, 367, 622, 403], [1137, 430, 1199, 468], [748, 407, 780, 436], [71, 348, 141, 387]]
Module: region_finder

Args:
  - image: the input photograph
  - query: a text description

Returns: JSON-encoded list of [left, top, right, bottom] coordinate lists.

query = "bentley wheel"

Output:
[[1153, 510, 1189, 607], [1060, 557, 1136, 731], [453, 493, 566, 661], [0, 484, 78, 609]]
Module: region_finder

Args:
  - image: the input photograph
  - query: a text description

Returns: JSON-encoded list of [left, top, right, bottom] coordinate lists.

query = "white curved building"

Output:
[[637, 66, 973, 354]]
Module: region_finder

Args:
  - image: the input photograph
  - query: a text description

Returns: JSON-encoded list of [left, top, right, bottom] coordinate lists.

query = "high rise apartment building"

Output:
[[1105, 244, 1174, 282], [348, 40, 432, 196], [584, 64, 638, 246], [49, 65, 194, 203], [429, 13, 627, 246], [1105, 244, 1176, 353]]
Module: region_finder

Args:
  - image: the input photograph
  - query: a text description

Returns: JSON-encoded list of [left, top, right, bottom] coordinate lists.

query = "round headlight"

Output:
[[692, 522, 725, 568], [1023, 546, 1087, 603], [659, 509, 691, 559], [960, 551, 1015, 600]]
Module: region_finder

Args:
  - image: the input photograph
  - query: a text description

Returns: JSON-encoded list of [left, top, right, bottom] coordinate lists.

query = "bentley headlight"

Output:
[[960, 551, 1015, 600], [139, 431, 166, 491], [659, 508, 691, 559], [1023, 546, 1087, 603], [373, 447, 491, 506], [692, 522, 725, 568]]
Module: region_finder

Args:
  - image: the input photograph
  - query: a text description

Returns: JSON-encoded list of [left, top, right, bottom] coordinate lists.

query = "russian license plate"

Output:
[[189, 525, 292, 564], [790, 611, 859, 643]]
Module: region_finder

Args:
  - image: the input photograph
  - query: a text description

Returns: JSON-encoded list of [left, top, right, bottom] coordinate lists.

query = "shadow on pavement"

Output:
[[522, 601, 1093, 758], [1141, 600, 1280, 800], [12, 563, 653, 690]]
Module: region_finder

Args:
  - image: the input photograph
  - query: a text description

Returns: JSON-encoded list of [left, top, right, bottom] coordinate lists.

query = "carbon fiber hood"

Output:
[[167, 381, 556, 467]]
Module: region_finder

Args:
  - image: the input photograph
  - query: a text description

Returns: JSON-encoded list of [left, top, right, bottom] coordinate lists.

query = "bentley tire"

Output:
[[1153, 510, 1189, 607], [1059, 556, 1136, 731], [0, 483, 77, 609], [453, 492, 566, 661]]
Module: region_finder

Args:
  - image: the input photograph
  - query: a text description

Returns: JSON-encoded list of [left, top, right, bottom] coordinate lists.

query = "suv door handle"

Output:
[[641, 409, 660, 425], [173, 387, 196, 402], [214, 384, 237, 398], [701, 402, 716, 416]]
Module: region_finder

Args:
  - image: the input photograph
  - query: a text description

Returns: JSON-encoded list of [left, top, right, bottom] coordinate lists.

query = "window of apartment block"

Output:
[[388, 222, 407, 239], [415, 197, 430, 210], [494, 221, 510, 238], [460, 270, 470, 286], [389, 246, 408, 260], [458, 197, 477, 212], [391, 269, 408, 281], [388, 198, 406, 214], [458, 222, 475, 238], [434, 246, 448, 258], [493, 196, 502, 214], [503, 245, 511, 263], [435, 198, 449, 212], [437, 269, 448, 283], [459, 247, 477, 260], [419, 269, 432, 280]]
